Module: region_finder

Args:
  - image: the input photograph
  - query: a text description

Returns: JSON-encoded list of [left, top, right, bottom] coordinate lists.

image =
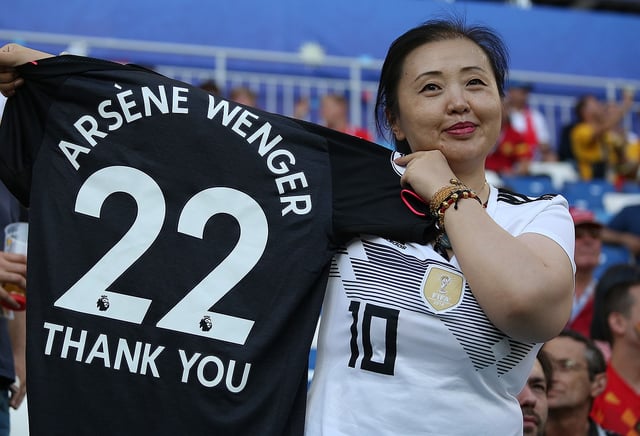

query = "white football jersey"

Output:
[[306, 186, 575, 436]]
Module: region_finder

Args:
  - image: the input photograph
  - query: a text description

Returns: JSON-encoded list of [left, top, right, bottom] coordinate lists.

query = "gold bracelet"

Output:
[[430, 185, 460, 216], [432, 187, 482, 231], [429, 178, 468, 216]]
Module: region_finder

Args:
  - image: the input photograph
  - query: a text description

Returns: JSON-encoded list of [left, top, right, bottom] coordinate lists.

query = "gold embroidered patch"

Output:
[[421, 266, 464, 312]]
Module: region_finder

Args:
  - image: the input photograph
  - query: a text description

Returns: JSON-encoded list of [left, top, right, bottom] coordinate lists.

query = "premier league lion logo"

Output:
[[199, 315, 213, 332], [96, 295, 110, 311]]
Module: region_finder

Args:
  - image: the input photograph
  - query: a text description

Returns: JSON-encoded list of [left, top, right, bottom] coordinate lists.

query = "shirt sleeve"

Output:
[[519, 194, 576, 272], [297, 122, 438, 244], [0, 55, 157, 206], [0, 78, 54, 206]]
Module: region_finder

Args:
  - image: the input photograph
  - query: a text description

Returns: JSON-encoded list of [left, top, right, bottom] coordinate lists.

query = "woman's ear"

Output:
[[386, 110, 405, 141]]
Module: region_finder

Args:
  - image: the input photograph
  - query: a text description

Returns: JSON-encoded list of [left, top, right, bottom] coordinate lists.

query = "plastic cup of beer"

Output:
[[2, 222, 28, 311]]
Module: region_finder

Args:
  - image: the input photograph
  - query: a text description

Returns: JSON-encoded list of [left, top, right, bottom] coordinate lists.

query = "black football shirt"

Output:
[[0, 56, 435, 435]]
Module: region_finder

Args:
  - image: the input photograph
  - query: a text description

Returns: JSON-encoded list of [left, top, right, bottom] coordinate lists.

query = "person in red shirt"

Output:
[[486, 99, 534, 175], [506, 80, 556, 162], [567, 207, 603, 338], [590, 264, 640, 436]]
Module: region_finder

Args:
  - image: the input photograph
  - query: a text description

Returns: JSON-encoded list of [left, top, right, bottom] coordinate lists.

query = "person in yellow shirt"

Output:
[[571, 91, 634, 181]]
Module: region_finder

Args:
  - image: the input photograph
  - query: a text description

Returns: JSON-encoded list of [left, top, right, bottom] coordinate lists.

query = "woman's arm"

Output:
[[396, 151, 574, 343], [445, 200, 573, 343]]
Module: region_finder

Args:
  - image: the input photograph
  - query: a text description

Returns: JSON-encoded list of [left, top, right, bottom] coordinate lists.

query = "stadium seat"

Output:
[[500, 174, 555, 197], [528, 161, 579, 191], [562, 180, 616, 212], [595, 243, 634, 279], [602, 192, 640, 216], [621, 181, 640, 193]]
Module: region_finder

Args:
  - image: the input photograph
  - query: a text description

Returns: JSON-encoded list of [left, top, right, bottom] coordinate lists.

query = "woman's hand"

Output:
[[394, 150, 456, 202], [0, 43, 54, 97]]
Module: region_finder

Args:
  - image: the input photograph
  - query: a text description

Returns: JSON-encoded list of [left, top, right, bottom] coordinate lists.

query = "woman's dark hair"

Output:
[[590, 263, 640, 344], [374, 16, 510, 154]]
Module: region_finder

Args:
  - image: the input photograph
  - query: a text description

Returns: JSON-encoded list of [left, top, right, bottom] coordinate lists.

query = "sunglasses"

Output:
[[575, 226, 602, 239]]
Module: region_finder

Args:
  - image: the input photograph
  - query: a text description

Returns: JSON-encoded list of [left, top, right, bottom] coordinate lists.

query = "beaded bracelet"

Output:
[[430, 179, 482, 231], [429, 178, 467, 216]]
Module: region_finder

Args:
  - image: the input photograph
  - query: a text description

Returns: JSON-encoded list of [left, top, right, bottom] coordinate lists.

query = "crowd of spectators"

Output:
[[488, 82, 638, 185], [511, 182, 640, 435], [514, 94, 640, 431], [486, 81, 640, 277], [517, 262, 640, 436], [198, 80, 373, 141]]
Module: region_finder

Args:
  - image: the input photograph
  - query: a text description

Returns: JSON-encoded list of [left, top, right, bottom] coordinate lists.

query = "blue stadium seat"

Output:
[[602, 192, 640, 217], [621, 181, 640, 193], [562, 180, 616, 212], [500, 175, 555, 197], [595, 243, 634, 279]]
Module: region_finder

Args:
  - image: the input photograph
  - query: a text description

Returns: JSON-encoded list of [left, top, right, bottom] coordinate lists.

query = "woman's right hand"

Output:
[[394, 150, 457, 203], [0, 43, 54, 97]]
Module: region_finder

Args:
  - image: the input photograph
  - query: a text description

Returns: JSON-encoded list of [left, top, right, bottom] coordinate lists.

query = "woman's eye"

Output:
[[420, 83, 439, 92], [468, 78, 486, 86]]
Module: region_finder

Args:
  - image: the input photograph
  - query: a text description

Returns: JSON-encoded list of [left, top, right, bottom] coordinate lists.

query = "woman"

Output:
[[305, 18, 575, 435]]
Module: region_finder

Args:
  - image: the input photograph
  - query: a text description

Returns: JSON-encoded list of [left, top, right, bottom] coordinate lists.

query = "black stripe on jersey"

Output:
[[497, 340, 534, 376], [335, 239, 535, 374], [497, 188, 557, 205], [329, 247, 349, 277]]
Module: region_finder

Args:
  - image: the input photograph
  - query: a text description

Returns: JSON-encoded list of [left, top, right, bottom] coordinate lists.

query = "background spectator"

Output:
[[229, 85, 258, 107], [198, 79, 222, 97], [543, 330, 617, 436], [601, 203, 640, 264], [517, 349, 553, 436], [571, 91, 634, 181], [0, 97, 28, 435], [0, 182, 27, 436], [293, 96, 311, 121], [568, 207, 603, 337], [486, 98, 533, 175], [319, 93, 373, 141], [506, 80, 555, 162], [558, 119, 578, 163], [589, 263, 640, 435], [606, 100, 640, 188]]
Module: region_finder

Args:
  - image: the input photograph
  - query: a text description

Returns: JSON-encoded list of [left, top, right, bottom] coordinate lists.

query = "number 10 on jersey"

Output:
[[348, 301, 399, 375]]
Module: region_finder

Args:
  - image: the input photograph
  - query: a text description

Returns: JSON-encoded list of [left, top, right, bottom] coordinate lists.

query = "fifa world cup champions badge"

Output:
[[421, 266, 465, 313]]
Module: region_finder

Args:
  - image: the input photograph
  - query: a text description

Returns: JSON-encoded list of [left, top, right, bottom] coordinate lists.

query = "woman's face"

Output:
[[391, 38, 502, 166]]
